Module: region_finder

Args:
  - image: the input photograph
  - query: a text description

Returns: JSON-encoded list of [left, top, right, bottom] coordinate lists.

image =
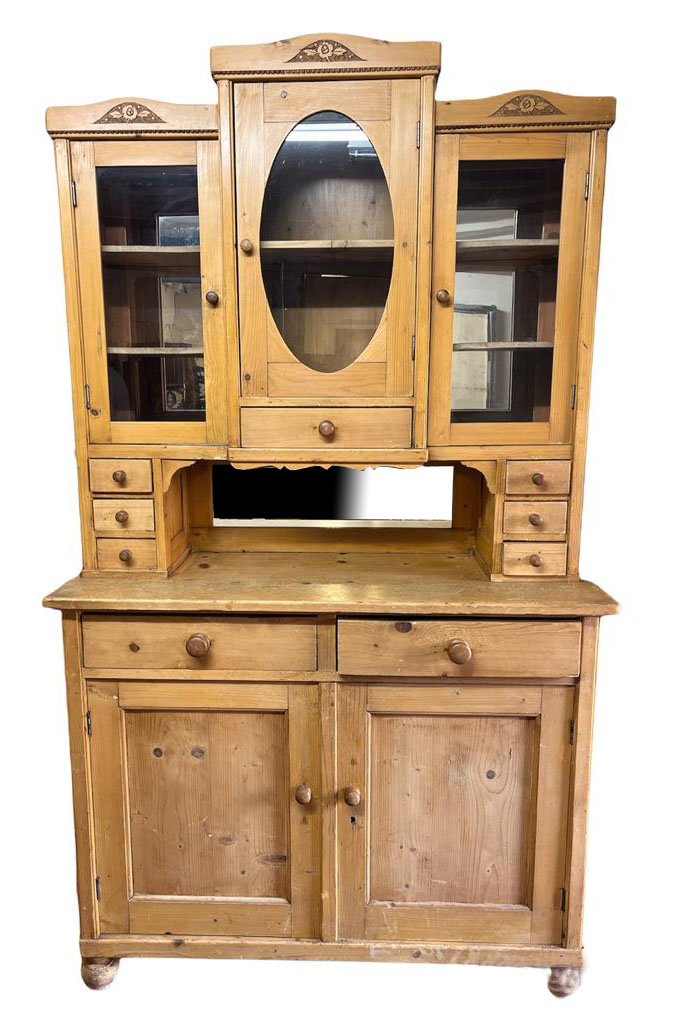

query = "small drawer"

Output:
[[502, 542, 568, 577], [337, 618, 581, 678], [505, 460, 571, 496], [92, 498, 155, 533], [503, 500, 567, 538], [82, 615, 318, 671], [240, 407, 412, 449], [96, 538, 157, 570], [89, 458, 153, 493]]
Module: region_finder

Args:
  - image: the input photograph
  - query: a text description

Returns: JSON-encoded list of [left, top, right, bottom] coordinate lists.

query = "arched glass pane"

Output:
[[260, 112, 394, 372]]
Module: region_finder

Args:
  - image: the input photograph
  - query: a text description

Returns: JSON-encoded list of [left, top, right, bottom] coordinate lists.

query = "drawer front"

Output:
[[93, 498, 155, 533], [96, 538, 157, 570], [240, 407, 412, 449], [90, 458, 153, 493], [82, 615, 318, 671], [503, 500, 567, 538], [505, 460, 571, 496], [503, 542, 568, 577], [337, 618, 581, 678]]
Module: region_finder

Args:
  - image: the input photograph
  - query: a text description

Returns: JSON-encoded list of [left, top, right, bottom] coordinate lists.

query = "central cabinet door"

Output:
[[88, 682, 320, 938], [337, 683, 573, 945], [234, 81, 420, 401]]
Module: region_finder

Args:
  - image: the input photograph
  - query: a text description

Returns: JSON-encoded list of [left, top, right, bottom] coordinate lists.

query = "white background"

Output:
[[1, 1, 678, 1019]]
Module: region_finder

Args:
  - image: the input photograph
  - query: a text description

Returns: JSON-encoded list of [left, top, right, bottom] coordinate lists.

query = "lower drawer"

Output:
[[82, 615, 318, 670], [240, 407, 412, 449], [337, 618, 581, 678], [96, 538, 157, 570], [503, 542, 568, 577]]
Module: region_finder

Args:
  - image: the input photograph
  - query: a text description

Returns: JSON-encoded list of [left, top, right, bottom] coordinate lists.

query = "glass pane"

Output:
[[96, 165, 205, 421], [260, 112, 394, 372], [451, 159, 563, 423]]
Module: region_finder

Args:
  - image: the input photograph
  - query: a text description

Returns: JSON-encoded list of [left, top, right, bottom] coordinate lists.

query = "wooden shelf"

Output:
[[101, 245, 201, 268], [456, 239, 559, 263], [107, 347, 204, 357], [452, 341, 554, 351], [260, 239, 394, 250]]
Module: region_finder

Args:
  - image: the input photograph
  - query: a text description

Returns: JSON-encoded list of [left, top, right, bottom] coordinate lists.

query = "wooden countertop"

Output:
[[44, 551, 618, 617]]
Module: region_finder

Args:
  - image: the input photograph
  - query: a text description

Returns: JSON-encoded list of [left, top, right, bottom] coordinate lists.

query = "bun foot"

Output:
[[548, 966, 581, 998], [81, 957, 120, 990]]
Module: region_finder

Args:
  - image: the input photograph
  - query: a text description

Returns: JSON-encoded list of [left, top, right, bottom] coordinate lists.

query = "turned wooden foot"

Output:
[[81, 957, 120, 990], [548, 966, 581, 998]]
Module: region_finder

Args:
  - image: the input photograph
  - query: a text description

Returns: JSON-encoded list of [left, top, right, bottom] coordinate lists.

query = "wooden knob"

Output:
[[436, 288, 451, 305], [528, 513, 543, 527], [318, 420, 336, 439], [447, 640, 473, 665], [295, 784, 312, 806], [531, 472, 545, 486], [205, 290, 219, 306], [240, 238, 254, 254], [112, 469, 127, 484], [118, 548, 132, 563], [185, 633, 211, 658], [344, 786, 361, 807], [529, 554, 543, 568], [114, 509, 129, 524]]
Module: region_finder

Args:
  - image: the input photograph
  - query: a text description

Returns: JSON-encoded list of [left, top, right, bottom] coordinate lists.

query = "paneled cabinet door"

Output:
[[87, 682, 321, 938], [234, 81, 420, 400], [337, 684, 573, 945], [428, 132, 591, 445], [71, 139, 228, 444]]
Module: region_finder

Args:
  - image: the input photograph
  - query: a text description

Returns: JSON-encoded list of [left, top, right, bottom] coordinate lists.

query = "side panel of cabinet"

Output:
[[337, 683, 573, 945], [87, 681, 321, 938]]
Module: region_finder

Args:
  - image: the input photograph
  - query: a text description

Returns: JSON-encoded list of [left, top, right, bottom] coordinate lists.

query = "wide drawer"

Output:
[[92, 498, 155, 533], [240, 407, 412, 449], [89, 458, 153, 493], [82, 615, 318, 670], [505, 460, 571, 496], [337, 618, 581, 678]]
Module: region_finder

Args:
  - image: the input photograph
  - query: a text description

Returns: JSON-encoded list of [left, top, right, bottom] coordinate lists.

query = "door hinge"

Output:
[[84, 384, 91, 411], [86, 710, 92, 737], [559, 887, 566, 912], [416, 119, 421, 149], [569, 719, 575, 745], [570, 383, 577, 410], [584, 171, 590, 201], [411, 335, 416, 360], [71, 180, 78, 207], [95, 876, 101, 901]]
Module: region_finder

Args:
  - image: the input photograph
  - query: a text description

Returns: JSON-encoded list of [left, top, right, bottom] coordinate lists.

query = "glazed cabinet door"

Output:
[[87, 682, 320, 938], [337, 683, 573, 945], [233, 81, 420, 403], [428, 132, 591, 445], [71, 140, 228, 444]]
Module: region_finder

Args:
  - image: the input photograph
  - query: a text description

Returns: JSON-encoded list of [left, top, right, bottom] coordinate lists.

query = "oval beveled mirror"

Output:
[[260, 111, 394, 373]]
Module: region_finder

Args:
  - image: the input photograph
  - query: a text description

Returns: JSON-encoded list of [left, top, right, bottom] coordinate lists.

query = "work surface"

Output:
[[44, 551, 618, 617]]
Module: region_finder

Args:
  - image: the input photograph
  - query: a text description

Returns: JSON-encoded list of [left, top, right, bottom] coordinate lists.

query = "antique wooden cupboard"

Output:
[[44, 34, 617, 998]]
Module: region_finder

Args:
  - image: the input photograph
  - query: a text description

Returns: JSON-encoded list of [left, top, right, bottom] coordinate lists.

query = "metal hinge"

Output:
[[416, 120, 421, 149], [570, 383, 577, 410], [584, 171, 590, 201], [560, 887, 566, 912], [71, 180, 78, 207], [569, 719, 575, 745], [86, 710, 92, 737], [95, 877, 101, 901], [84, 384, 91, 411], [411, 335, 416, 360]]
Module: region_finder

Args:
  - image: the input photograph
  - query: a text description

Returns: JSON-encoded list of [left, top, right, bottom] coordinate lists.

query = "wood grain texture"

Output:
[[506, 461, 571, 495], [93, 499, 155, 533], [503, 501, 567, 538], [436, 92, 615, 132], [47, 99, 217, 137], [241, 407, 412, 448], [96, 538, 158, 571], [502, 542, 568, 577], [89, 459, 153, 494]]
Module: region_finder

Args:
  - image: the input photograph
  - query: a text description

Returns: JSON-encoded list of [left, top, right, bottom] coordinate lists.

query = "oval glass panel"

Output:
[[260, 111, 394, 373]]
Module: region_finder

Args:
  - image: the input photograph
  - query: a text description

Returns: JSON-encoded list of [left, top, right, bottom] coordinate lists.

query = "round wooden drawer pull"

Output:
[[240, 238, 254, 254], [344, 786, 361, 807], [447, 639, 473, 665], [436, 288, 451, 305], [118, 548, 132, 563], [528, 513, 543, 527], [205, 290, 219, 306], [529, 554, 543, 568], [185, 633, 212, 658], [531, 472, 545, 486], [318, 420, 336, 439], [295, 784, 312, 806], [112, 469, 127, 484], [114, 509, 129, 524]]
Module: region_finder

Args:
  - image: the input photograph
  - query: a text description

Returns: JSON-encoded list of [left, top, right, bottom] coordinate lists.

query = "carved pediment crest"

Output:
[[491, 94, 563, 117], [287, 39, 365, 63], [95, 102, 165, 125]]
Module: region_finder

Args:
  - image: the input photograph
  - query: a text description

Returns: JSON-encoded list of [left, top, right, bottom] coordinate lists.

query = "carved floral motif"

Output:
[[491, 94, 563, 117], [287, 39, 365, 63], [95, 103, 165, 125]]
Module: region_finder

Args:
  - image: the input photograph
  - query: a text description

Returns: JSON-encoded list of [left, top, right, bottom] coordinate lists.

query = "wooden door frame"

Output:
[[233, 80, 420, 401], [428, 132, 591, 447], [337, 682, 573, 945], [87, 680, 321, 938], [71, 139, 230, 445]]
